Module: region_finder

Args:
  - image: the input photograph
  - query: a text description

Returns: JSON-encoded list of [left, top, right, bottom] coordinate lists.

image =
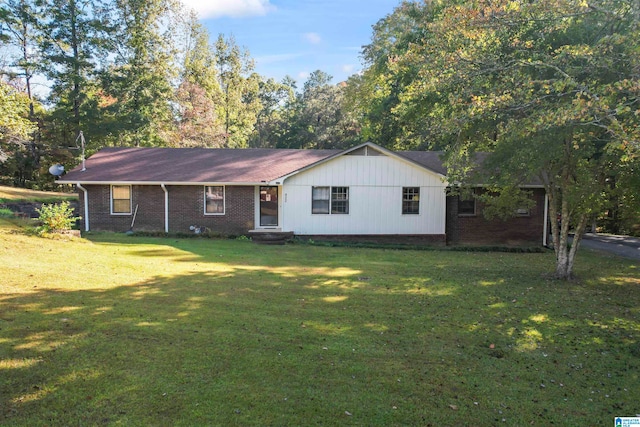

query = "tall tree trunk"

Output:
[[566, 214, 589, 277], [555, 190, 571, 279], [20, 17, 34, 117], [554, 132, 579, 280], [546, 184, 560, 257], [225, 85, 230, 139], [70, 0, 81, 134]]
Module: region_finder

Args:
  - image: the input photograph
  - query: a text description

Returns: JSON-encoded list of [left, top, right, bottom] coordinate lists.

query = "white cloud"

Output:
[[303, 32, 322, 45], [341, 64, 355, 73], [181, 0, 275, 19], [298, 71, 310, 80]]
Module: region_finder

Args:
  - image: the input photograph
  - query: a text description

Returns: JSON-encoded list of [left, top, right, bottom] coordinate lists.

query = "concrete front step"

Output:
[[248, 230, 294, 245]]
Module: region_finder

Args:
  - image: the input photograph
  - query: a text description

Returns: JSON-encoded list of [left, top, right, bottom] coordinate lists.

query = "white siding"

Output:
[[281, 155, 447, 235]]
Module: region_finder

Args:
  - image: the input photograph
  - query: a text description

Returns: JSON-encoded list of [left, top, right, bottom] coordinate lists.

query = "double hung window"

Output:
[[111, 185, 131, 214], [312, 186, 349, 214], [205, 186, 225, 215], [458, 192, 476, 216], [402, 187, 420, 214]]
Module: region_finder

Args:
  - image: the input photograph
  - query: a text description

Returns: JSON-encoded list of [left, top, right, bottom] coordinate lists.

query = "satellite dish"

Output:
[[49, 164, 65, 177]]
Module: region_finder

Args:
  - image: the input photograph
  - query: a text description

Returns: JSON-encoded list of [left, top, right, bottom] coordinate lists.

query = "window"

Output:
[[331, 187, 349, 214], [312, 187, 330, 214], [204, 186, 225, 215], [458, 193, 476, 216], [515, 191, 532, 216], [312, 186, 349, 214], [111, 185, 131, 214], [402, 187, 420, 214]]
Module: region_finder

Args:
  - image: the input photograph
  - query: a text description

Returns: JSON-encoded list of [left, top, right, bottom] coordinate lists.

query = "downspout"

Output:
[[161, 184, 169, 233], [542, 192, 549, 247], [77, 183, 89, 232]]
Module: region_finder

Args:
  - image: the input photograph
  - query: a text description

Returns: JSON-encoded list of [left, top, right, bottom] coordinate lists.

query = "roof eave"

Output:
[[448, 183, 546, 189], [56, 180, 267, 186]]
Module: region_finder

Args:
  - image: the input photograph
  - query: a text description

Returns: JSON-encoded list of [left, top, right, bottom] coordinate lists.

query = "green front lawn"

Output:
[[1, 220, 638, 425]]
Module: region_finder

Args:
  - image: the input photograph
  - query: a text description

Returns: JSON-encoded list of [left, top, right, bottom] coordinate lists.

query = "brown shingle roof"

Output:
[[58, 145, 543, 186], [398, 151, 447, 175], [59, 147, 342, 184]]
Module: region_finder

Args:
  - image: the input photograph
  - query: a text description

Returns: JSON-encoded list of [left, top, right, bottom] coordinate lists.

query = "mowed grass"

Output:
[[1, 219, 638, 426], [0, 185, 77, 203]]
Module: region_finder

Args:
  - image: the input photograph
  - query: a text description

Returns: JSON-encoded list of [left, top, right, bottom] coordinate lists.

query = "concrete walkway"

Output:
[[579, 233, 640, 261]]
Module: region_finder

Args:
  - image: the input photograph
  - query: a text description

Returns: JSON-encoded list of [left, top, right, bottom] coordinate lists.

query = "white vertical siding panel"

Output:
[[282, 154, 447, 235]]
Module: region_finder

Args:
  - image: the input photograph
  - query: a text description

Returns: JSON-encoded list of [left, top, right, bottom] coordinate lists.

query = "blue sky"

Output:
[[181, 0, 402, 85]]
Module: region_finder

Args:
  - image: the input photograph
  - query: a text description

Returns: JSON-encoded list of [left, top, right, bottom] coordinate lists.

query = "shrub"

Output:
[[0, 208, 14, 218], [36, 201, 79, 235]]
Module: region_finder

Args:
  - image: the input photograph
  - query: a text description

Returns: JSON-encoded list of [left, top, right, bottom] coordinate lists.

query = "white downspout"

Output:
[[542, 192, 549, 247], [161, 184, 169, 233], [77, 183, 89, 232]]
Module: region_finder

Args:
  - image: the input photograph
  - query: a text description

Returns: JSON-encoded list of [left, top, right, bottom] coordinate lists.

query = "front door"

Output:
[[259, 186, 278, 227]]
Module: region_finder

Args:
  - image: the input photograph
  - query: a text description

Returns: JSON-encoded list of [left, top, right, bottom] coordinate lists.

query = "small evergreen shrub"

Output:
[[36, 201, 79, 235]]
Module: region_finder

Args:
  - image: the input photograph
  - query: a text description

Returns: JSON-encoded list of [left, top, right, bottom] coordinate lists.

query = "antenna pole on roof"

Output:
[[75, 131, 86, 171]]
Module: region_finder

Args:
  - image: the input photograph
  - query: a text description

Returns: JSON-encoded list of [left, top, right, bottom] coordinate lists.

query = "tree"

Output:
[[214, 34, 261, 148], [362, 0, 639, 279], [249, 76, 294, 148], [173, 13, 225, 147], [0, 0, 41, 117], [346, 1, 436, 150], [280, 70, 360, 149], [34, 0, 120, 181], [0, 80, 36, 148], [179, 12, 221, 101], [0, 0, 45, 186], [101, 0, 179, 147], [174, 80, 225, 147], [0, 79, 39, 185], [39, 0, 106, 135]]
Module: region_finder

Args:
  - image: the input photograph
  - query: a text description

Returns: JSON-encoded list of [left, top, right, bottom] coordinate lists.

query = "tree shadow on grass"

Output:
[[1, 235, 639, 425]]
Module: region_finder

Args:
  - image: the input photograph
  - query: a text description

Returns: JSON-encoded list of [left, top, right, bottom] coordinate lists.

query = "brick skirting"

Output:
[[296, 234, 447, 246]]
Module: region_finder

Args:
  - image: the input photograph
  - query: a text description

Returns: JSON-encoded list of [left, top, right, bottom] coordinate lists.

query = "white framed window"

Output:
[[402, 187, 420, 215], [312, 186, 330, 214], [204, 186, 225, 215], [331, 187, 349, 214], [111, 185, 131, 215], [312, 186, 349, 214]]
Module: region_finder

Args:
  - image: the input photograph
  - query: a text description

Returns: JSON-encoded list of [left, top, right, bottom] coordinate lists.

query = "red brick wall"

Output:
[[446, 188, 546, 245], [79, 184, 255, 235], [167, 185, 254, 235], [76, 183, 545, 245]]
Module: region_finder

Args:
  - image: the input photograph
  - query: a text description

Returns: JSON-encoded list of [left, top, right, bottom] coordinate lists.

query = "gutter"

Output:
[[56, 180, 267, 186], [542, 192, 549, 247], [161, 184, 168, 233], [76, 183, 89, 232]]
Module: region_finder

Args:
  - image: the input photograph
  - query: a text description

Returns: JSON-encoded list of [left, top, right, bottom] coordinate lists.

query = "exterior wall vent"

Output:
[[347, 146, 386, 156]]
